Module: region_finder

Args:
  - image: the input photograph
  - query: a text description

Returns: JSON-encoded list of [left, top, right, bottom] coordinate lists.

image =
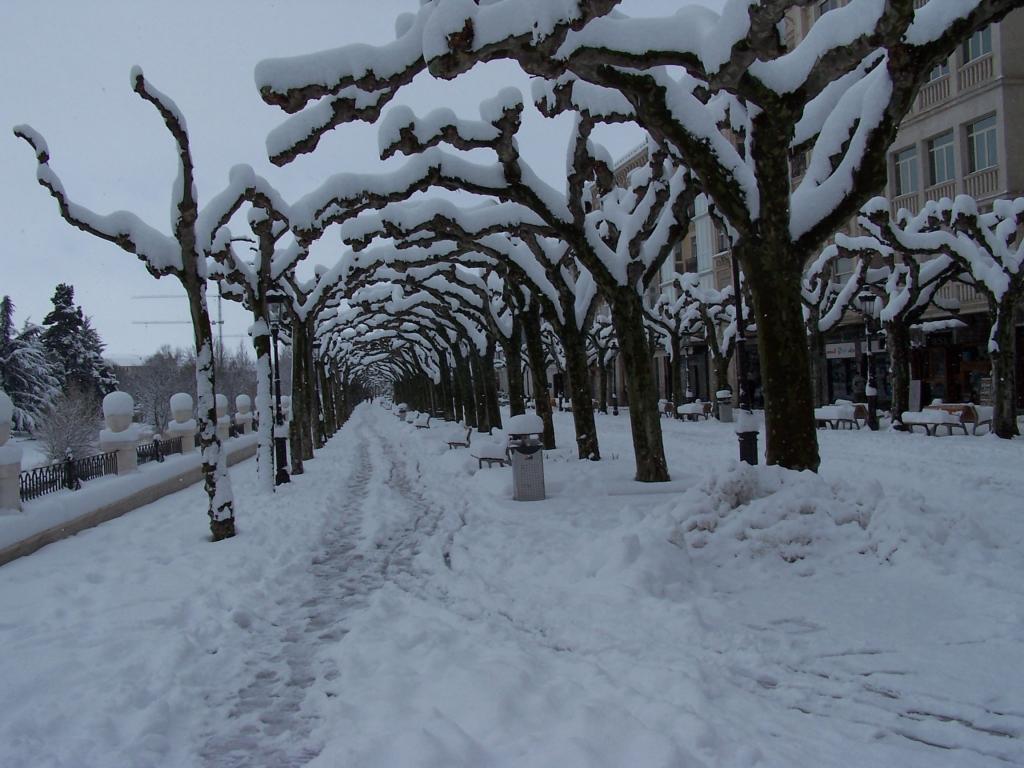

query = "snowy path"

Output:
[[0, 404, 1020, 767], [200, 412, 455, 767]]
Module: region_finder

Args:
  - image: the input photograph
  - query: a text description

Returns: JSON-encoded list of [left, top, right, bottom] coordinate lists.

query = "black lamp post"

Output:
[[266, 292, 290, 486], [312, 338, 326, 446], [858, 291, 880, 430], [682, 339, 693, 403], [731, 251, 758, 465]]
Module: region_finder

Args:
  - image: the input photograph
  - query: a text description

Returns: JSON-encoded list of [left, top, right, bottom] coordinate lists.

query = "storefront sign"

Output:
[[825, 342, 857, 359], [979, 376, 993, 406]]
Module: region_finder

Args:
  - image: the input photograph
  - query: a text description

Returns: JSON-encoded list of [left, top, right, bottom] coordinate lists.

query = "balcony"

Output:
[[916, 76, 951, 110], [924, 180, 956, 203], [935, 280, 986, 310], [891, 191, 921, 216], [964, 166, 999, 199], [958, 54, 994, 91]]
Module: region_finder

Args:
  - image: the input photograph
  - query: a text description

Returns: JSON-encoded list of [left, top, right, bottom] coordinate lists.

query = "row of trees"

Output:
[[16, 0, 1020, 541]]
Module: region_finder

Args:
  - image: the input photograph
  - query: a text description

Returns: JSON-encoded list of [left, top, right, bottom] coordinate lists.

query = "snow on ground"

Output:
[[0, 404, 1021, 767]]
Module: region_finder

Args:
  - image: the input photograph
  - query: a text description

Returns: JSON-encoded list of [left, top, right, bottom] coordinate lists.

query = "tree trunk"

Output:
[[304, 318, 323, 450], [184, 273, 234, 540], [470, 351, 491, 433], [598, 361, 608, 413], [251, 319, 275, 493], [609, 289, 669, 482], [288, 318, 306, 475], [808, 324, 828, 407], [455, 349, 477, 428], [887, 321, 911, 425], [562, 325, 600, 459], [484, 342, 503, 430], [521, 303, 555, 448], [744, 256, 820, 471], [669, 332, 683, 414], [991, 301, 1019, 438], [439, 361, 455, 420], [504, 324, 526, 417]]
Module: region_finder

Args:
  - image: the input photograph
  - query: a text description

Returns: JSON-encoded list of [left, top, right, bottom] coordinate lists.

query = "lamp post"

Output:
[[312, 338, 325, 446], [731, 251, 758, 465], [266, 292, 290, 485], [858, 291, 880, 430], [682, 340, 693, 403]]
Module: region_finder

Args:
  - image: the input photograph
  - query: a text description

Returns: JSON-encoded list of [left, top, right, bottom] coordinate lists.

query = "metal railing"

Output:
[[19, 451, 118, 503], [136, 436, 183, 466], [958, 54, 994, 92]]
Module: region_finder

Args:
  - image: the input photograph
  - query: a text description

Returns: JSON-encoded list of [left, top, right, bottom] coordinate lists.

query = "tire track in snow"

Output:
[[200, 414, 449, 767]]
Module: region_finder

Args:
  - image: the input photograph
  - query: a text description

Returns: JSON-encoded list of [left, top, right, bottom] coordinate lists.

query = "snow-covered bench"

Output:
[[676, 400, 712, 421], [445, 424, 472, 449], [901, 403, 992, 436], [659, 399, 675, 418], [412, 413, 431, 429], [814, 399, 868, 430], [470, 439, 509, 469]]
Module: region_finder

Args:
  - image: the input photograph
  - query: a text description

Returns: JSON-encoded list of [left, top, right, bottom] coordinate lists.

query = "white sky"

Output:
[[0, 0, 688, 360]]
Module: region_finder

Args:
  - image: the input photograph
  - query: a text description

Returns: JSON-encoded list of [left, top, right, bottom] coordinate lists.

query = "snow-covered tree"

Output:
[[257, 0, 1020, 472], [830, 201, 962, 422], [40, 284, 117, 397], [0, 297, 61, 431], [856, 196, 1022, 437], [16, 69, 237, 540]]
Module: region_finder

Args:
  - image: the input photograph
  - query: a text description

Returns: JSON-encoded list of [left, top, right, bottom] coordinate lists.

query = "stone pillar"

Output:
[[0, 391, 22, 512], [99, 391, 140, 475], [165, 392, 197, 453], [216, 393, 231, 441], [235, 394, 253, 435]]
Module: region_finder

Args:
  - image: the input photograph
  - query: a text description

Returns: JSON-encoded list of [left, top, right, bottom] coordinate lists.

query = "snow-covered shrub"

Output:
[[32, 385, 102, 462]]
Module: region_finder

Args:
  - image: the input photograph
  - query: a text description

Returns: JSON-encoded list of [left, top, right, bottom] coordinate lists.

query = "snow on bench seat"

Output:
[[814, 403, 857, 429], [901, 403, 992, 436], [470, 439, 509, 468], [676, 401, 712, 420], [412, 413, 430, 429]]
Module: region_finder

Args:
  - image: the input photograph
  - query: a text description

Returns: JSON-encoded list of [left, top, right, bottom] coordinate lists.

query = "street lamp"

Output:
[[858, 290, 880, 430], [266, 292, 290, 486], [312, 338, 325, 446], [682, 340, 694, 403], [731, 251, 758, 465]]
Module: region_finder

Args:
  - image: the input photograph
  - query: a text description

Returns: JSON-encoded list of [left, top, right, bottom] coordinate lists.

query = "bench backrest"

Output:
[[925, 403, 977, 422]]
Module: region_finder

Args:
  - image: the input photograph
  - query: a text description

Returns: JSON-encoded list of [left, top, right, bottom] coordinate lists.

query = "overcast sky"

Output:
[[0, 0, 686, 361]]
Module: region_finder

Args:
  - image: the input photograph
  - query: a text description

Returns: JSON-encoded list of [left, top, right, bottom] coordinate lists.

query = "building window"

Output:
[[817, 0, 843, 17], [715, 224, 730, 254], [962, 26, 992, 63], [967, 115, 997, 172], [928, 131, 956, 185], [928, 59, 950, 81], [894, 146, 919, 195]]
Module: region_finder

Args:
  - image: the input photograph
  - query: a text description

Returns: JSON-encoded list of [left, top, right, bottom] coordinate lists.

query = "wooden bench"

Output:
[[659, 400, 676, 418], [676, 401, 713, 421], [412, 413, 431, 429], [471, 439, 510, 469], [446, 426, 472, 449], [814, 400, 869, 430], [902, 403, 992, 436]]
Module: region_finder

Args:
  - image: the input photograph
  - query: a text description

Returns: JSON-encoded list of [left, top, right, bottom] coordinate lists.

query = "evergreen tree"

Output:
[[41, 283, 118, 396], [0, 296, 61, 430]]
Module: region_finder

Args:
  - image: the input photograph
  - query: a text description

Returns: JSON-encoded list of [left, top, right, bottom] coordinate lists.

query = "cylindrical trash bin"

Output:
[[506, 412, 546, 501], [716, 389, 733, 423], [510, 436, 545, 501]]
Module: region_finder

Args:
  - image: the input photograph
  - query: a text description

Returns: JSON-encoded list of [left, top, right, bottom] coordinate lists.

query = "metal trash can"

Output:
[[716, 389, 734, 423], [510, 434, 545, 501]]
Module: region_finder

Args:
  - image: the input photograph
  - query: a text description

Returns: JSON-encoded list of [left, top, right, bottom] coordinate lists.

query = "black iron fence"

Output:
[[136, 435, 183, 466], [19, 451, 118, 503], [19, 435, 185, 502]]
